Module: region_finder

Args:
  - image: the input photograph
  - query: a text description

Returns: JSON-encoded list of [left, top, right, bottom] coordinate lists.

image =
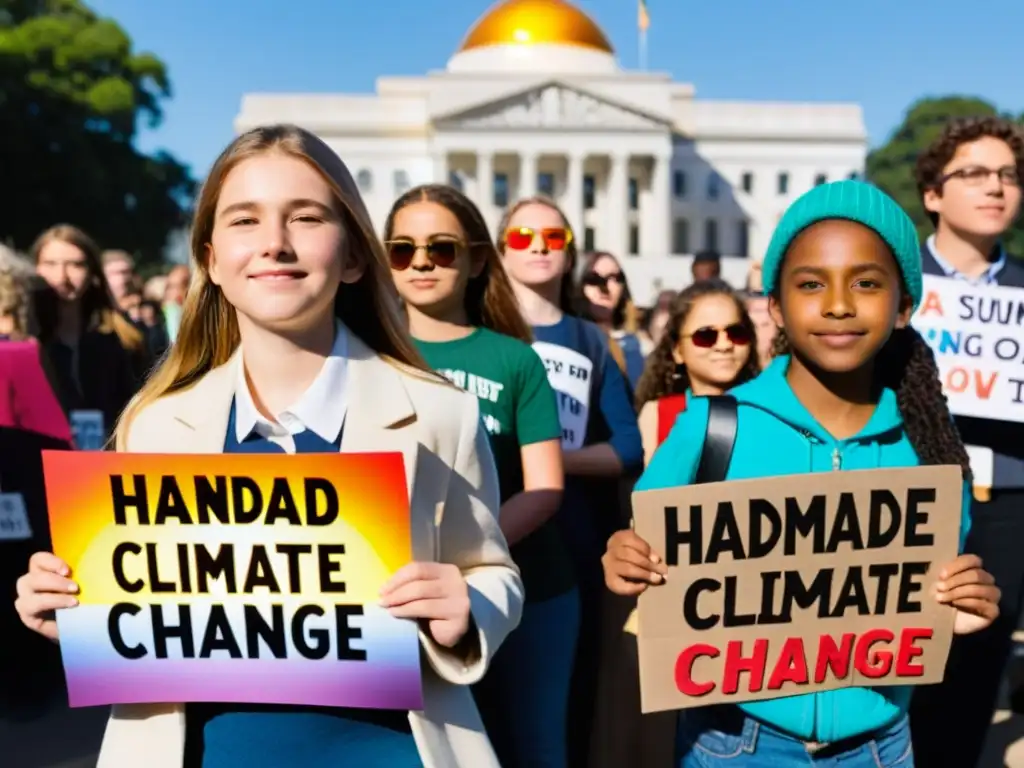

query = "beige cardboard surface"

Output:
[[633, 466, 962, 713]]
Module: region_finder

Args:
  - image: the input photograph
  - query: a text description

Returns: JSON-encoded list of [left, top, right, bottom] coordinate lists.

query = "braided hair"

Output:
[[771, 326, 972, 480], [635, 279, 760, 409]]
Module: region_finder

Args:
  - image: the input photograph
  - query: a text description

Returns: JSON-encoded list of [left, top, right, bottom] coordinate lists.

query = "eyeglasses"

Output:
[[386, 238, 470, 270], [686, 324, 752, 348], [503, 227, 573, 251], [582, 272, 626, 290], [940, 165, 1021, 188]]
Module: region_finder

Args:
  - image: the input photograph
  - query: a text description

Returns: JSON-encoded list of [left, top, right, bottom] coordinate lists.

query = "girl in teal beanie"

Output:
[[602, 180, 1001, 766]]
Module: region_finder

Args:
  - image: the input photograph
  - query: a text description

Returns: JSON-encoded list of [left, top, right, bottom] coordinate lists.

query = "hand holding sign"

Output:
[[15, 551, 80, 642], [379, 562, 471, 649], [933, 554, 1000, 635], [602, 529, 668, 595]]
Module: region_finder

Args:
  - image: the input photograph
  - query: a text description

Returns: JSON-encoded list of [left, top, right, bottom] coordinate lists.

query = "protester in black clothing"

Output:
[[909, 116, 1024, 768], [29, 225, 149, 443]]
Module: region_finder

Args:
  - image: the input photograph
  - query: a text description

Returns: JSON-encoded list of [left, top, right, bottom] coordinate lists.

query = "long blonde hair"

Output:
[[496, 195, 580, 314], [29, 225, 144, 352], [115, 124, 434, 446]]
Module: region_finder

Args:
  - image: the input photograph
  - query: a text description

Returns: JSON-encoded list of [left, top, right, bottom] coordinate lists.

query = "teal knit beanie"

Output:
[[761, 180, 923, 310]]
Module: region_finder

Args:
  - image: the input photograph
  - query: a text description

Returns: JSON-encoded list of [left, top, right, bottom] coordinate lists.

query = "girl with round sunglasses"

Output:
[[14, 126, 522, 768], [634, 279, 761, 465], [496, 195, 643, 766], [603, 181, 999, 767], [384, 184, 574, 768]]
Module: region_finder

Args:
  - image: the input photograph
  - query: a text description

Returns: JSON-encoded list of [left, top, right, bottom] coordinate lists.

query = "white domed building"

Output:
[[235, 0, 867, 304]]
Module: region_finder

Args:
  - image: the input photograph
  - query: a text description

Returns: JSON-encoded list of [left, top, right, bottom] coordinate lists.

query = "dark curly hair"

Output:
[[635, 279, 760, 409], [770, 320, 972, 481], [915, 116, 1024, 227]]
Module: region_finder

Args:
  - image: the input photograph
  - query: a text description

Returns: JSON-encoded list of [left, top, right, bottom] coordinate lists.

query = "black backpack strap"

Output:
[[693, 395, 738, 484]]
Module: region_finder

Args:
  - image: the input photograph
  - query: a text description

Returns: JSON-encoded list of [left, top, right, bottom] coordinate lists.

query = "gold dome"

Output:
[[458, 0, 614, 55]]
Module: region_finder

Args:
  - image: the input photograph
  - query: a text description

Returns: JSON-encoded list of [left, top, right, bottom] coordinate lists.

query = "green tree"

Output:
[[0, 0, 195, 264], [867, 95, 1024, 256]]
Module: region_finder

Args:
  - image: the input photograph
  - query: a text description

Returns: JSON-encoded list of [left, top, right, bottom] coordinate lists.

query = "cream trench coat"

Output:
[[93, 332, 523, 768]]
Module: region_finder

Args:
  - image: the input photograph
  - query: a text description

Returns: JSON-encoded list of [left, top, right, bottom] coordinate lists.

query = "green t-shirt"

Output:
[[414, 327, 574, 602]]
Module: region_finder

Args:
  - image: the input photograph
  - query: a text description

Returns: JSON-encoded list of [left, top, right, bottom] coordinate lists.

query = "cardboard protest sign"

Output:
[[914, 274, 1024, 423], [633, 466, 962, 713], [42, 451, 422, 710]]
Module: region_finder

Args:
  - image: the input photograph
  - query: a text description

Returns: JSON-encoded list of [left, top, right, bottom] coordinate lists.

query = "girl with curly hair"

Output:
[[633, 279, 760, 465], [603, 180, 999, 767]]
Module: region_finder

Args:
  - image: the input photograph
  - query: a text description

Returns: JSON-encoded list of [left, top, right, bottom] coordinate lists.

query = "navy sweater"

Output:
[[183, 401, 420, 768]]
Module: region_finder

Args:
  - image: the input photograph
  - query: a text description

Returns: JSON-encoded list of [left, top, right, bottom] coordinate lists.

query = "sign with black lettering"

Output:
[[633, 466, 962, 712], [41, 451, 422, 710]]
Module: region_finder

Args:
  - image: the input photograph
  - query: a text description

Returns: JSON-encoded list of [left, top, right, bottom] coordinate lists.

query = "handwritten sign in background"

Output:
[[43, 451, 422, 710], [914, 275, 1024, 423]]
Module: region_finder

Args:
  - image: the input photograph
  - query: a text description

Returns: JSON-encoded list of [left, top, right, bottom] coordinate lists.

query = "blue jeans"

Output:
[[473, 588, 581, 768], [676, 706, 914, 767]]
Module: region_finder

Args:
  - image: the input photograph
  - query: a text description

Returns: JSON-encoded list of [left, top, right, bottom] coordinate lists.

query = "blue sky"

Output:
[[88, 0, 1022, 180]]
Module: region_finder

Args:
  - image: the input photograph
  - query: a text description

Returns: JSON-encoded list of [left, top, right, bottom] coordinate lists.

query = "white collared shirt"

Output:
[[234, 320, 349, 453], [926, 234, 1006, 286]]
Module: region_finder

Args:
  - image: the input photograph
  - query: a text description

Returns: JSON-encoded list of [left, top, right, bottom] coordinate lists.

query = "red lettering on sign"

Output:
[[673, 643, 719, 696], [767, 637, 809, 690], [672, 628, 937, 698], [722, 638, 768, 695], [894, 627, 931, 677], [919, 291, 944, 317], [814, 632, 855, 682]]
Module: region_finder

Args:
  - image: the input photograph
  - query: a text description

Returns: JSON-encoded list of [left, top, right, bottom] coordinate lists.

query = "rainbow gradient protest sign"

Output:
[[42, 451, 423, 710]]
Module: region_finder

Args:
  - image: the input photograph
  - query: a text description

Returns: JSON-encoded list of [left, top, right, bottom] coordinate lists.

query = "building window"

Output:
[[736, 220, 749, 258], [393, 170, 410, 195], [493, 173, 509, 208], [673, 170, 686, 198], [583, 175, 596, 209], [673, 218, 690, 254], [584, 226, 596, 252], [707, 173, 720, 201], [628, 178, 639, 210], [741, 172, 753, 194], [704, 219, 719, 251], [777, 172, 789, 195], [629, 224, 640, 255], [814, 173, 828, 186], [356, 169, 373, 193], [448, 170, 463, 192], [848, 170, 860, 180], [538, 172, 555, 196]]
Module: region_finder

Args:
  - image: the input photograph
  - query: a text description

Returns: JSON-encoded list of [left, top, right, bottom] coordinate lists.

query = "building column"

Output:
[[476, 152, 494, 228], [649, 154, 672, 256], [604, 152, 630, 257], [433, 153, 448, 184], [519, 152, 537, 199], [564, 152, 586, 240]]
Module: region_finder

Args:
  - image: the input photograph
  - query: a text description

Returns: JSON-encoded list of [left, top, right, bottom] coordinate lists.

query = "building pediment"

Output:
[[433, 82, 670, 132]]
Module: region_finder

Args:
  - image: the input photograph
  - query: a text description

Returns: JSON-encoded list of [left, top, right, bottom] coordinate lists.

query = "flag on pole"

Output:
[[638, 0, 650, 32]]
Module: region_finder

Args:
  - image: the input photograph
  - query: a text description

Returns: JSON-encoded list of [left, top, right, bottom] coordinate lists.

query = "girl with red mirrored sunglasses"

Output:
[[497, 195, 643, 767]]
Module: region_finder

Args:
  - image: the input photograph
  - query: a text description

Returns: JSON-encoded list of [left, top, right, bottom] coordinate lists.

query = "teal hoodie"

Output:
[[637, 355, 971, 743]]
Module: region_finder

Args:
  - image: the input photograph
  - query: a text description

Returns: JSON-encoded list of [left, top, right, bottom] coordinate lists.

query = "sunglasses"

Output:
[[503, 227, 572, 251], [386, 238, 469, 270], [582, 272, 626, 290], [686, 324, 752, 348]]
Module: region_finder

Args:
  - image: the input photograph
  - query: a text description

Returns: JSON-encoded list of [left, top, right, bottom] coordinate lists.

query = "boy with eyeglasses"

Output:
[[909, 115, 1024, 768]]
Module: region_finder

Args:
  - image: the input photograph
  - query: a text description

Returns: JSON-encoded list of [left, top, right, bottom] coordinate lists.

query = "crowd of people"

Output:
[[2, 114, 1023, 768]]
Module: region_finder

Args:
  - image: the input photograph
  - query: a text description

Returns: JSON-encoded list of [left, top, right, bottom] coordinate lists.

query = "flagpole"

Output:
[[639, 27, 647, 70]]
